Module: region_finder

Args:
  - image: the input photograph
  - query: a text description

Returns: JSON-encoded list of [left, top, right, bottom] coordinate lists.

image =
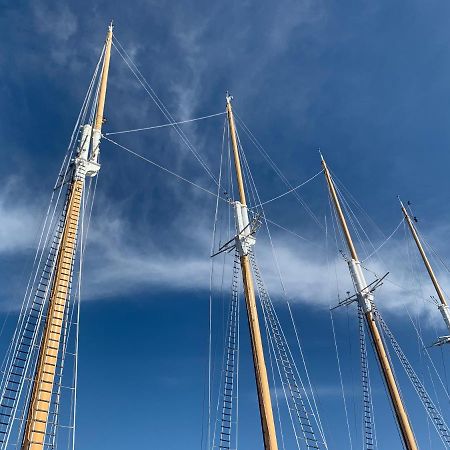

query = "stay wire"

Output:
[[234, 113, 324, 229], [325, 212, 354, 449], [252, 169, 324, 208], [362, 218, 405, 263], [103, 136, 227, 201], [0, 44, 104, 415], [236, 137, 329, 446], [206, 117, 226, 450], [112, 36, 219, 186], [331, 171, 386, 241], [105, 112, 226, 136], [330, 310, 354, 450]]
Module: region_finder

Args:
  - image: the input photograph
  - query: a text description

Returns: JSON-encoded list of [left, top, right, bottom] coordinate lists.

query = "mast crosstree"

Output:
[[322, 156, 418, 450]]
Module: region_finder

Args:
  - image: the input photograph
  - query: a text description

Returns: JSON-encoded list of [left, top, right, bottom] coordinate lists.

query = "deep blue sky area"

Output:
[[1, 0, 450, 449]]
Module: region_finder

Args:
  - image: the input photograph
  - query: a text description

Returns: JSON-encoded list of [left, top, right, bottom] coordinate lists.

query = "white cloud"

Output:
[[33, 1, 78, 42], [79, 195, 449, 329], [1, 170, 449, 341], [268, 0, 326, 52], [0, 178, 41, 254]]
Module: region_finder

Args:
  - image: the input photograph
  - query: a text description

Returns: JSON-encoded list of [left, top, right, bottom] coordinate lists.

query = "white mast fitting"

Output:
[[234, 201, 256, 256]]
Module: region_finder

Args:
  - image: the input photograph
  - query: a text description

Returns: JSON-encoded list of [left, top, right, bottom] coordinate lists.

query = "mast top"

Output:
[[109, 20, 114, 32], [226, 91, 234, 105], [318, 148, 324, 162]]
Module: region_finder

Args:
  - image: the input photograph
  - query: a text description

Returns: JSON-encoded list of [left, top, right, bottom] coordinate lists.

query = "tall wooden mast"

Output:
[[20, 23, 113, 450], [322, 156, 418, 450], [400, 199, 450, 345], [226, 94, 279, 450]]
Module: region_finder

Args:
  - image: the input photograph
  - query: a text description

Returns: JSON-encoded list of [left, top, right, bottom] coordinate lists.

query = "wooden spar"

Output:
[[226, 95, 279, 450], [400, 201, 447, 306], [322, 157, 418, 450], [20, 24, 113, 450], [400, 200, 450, 344]]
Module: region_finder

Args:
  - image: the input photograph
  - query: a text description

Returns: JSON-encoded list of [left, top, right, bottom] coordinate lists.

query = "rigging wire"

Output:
[[263, 218, 314, 243], [102, 136, 227, 201], [234, 113, 324, 229], [330, 310, 354, 450], [261, 299, 301, 449], [375, 307, 450, 447], [362, 218, 404, 263], [331, 171, 386, 242], [325, 184, 371, 448], [105, 111, 226, 136], [401, 220, 450, 403], [234, 128, 329, 446], [325, 160, 450, 447], [0, 45, 105, 449], [0, 48, 102, 381], [251, 169, 324, 208], [402, 216, 443, 449], [111, 36, 220, 186], [206, 118, 227, 450], [70, 175, 98, 450], [325, 213, 354, 450]]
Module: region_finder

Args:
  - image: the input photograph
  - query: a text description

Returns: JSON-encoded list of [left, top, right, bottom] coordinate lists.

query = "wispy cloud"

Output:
[[32, 1, 79, 67], [32, 1, 78, 42], [79, 190, 449, 332], [1, 173, 448, 337], [0, 177, 42, 254]]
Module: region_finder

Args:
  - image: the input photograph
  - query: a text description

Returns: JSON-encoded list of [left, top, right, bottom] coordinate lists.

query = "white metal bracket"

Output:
[[234, 201, 256, 256], [331, 262, 388, 313], [432, 305, 450, 346], [73, 124, 101, 178], [210, 203, 261, 258]]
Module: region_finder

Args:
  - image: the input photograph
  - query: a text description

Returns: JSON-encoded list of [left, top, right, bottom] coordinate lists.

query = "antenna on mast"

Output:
[[399, 197, 450, 346]]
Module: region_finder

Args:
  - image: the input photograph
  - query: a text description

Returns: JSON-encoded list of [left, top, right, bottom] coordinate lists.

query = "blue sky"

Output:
[[1, 0, 450, 448]]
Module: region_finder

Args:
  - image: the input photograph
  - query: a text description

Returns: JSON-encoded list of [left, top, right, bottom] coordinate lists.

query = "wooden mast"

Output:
[[226, 94, 279, 450], [20, 23, 113, 450], [400, 199, 450, 344], [322, 156, 418, 450]]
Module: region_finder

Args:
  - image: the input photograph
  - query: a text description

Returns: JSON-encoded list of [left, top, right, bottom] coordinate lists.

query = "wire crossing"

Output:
[[374, 308, 450, 448], [249, 250, 326, 449], [213, 253, 240, 450], [358, 306, 376, 450]]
